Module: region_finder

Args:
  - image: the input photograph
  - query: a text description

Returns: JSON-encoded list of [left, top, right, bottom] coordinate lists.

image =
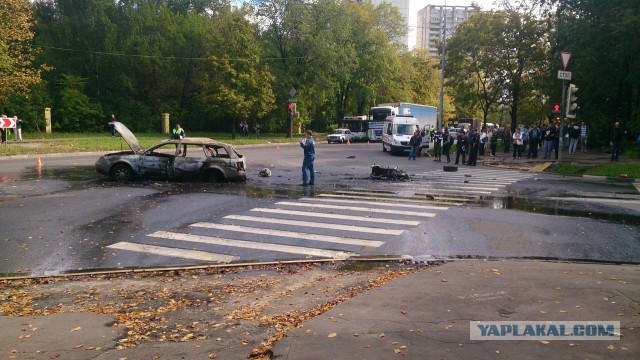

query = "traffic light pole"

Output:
[[557, 80, 566, 164]]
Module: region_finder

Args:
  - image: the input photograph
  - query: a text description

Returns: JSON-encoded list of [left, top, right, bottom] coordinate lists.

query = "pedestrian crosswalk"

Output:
[[106, 167, 533, 266], [407, 167, 533, 197]]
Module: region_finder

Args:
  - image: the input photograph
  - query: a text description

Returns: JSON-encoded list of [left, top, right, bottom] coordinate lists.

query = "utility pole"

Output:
[[437, 1, 447, 130]]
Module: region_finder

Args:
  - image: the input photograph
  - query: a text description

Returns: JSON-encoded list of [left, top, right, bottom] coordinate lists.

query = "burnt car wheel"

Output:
[[206, 170, 225, 183], [110, 164, 133, 182]]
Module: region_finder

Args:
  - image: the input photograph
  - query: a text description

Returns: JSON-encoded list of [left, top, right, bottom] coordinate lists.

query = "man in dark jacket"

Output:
[[454, 130, 467, 165], [610, 122, 624, 161], [467, 129, 479, 166]]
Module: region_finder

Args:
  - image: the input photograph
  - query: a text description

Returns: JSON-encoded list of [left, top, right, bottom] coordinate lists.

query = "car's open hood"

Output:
[[110, 121, 141, 152]]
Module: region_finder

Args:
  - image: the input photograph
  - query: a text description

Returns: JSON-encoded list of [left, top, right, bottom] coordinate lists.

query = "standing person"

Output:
[[528, 124, 541, 159], [171, 123, 185, 139], [580, 122, 588, 152], [254, 123, 261, 138], [443, 129, 453, 163], [503, 126, 512, 153], [454, 130, 467, 164], [300, 130, 315, 185], [15, 118, 23, 141], [542, 122, 556, 160], [568, 123, 580, 154], [110, 114, 117, 137], [610, 122, 624, 162], [408, 130, 420, 160], [522, 126, 530, 156], [512, 127, 523, 159], [433, 128, 443, 162], [0, 127, 5, 144], [417, 128, 425, 157], [479, 129, 488, 156], [467, 129, 479, 166], [553, 123, 561, 159], [171, 123, 187, 155], [490, 128, 498, 157]]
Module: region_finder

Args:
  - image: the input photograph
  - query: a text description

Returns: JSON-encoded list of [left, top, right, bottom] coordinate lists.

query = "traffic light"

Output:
[[288, 103, 294, 118], [565, 84, 578, 118], [552, 103, 561, 115]]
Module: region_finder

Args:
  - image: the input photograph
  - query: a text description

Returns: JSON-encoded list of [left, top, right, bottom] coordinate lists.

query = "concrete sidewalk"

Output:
[[272, 261, 639, 360]]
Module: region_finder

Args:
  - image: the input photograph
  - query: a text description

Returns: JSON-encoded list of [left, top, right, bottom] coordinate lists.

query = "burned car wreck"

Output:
[[96, 122, 246, 182]]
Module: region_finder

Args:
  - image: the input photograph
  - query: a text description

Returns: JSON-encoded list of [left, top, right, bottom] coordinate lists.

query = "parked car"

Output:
[[95, 122, 246, 182], [327, 128, 355, 143]]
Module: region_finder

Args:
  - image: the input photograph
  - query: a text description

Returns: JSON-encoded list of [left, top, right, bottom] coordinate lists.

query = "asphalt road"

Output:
[[0, 142, 639, 277]]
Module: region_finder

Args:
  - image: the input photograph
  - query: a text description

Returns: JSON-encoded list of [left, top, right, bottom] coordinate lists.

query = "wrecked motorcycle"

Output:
[[370, 164, 409, 180]]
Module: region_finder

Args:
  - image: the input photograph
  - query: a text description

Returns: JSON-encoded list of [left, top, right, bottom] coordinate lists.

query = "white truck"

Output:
[[381, 115, 425, 155], [370, 102, 437, 135]]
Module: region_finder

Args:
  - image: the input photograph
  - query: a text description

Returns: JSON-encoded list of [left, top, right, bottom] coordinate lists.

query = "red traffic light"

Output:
[[288, 103, 293, 109], [552, 103, 561, 113]]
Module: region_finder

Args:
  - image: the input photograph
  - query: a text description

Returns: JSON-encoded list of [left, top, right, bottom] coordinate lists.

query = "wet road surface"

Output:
[[1, 144, 639, 277]]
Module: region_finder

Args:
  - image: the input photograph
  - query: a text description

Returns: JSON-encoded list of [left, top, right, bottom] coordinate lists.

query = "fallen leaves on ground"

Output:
[[1, 262, 422, 360]]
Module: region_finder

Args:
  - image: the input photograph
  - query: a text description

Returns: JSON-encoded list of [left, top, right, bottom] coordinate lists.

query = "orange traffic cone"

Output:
[[347, 139, 351, 145], [35, 157, 43, 167], [276, 144, 280, 150], [367, 140, 370, 145]]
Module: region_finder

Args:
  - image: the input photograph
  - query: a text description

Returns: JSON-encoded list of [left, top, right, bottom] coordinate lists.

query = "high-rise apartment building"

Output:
[[417, 5, 479, 56], [369, 0, 422, 50]]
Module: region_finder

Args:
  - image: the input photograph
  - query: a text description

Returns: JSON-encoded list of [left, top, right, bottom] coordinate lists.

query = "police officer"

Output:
[[467, 128, 479, 166], [454, 130, 467, 165], [433, 128, 443, 162]]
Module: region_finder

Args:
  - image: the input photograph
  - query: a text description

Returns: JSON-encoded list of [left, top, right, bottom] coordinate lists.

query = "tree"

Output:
[[198, 9, 275, 138], [546, 0, 640, 144], [501, 2, 548, 130], [0, 0, 46, 110], [446, 12, 508, 128], [54, 74, 102, 132]]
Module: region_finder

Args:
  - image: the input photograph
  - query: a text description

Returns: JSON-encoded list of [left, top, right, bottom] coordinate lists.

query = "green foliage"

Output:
[[551, 0, 640, 147], [0, 0, 44, 109], [54, 75, 103, 132]]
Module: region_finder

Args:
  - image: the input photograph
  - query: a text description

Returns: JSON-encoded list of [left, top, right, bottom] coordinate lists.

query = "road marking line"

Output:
[[411, 184, 502, 191], [249, 208, 422, 226], [317, 193, 465, 206], [107, 242, 238, 262], [148, 231, 354, 259], [190, 222, 385, 248], [297, 197, 449, 210], [274, 201, 437, 218], [224, 215, 405, 235], [416, 187, 493, 194]]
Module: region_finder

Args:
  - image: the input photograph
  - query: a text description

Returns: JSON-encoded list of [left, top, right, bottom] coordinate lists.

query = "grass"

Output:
[[0, 132, 303, 156], [555, 163, 640, 178], [553, 143, 640, 179]]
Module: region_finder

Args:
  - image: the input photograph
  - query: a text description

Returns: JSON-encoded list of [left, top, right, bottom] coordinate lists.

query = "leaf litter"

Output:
[[0, 261, 421, 359]]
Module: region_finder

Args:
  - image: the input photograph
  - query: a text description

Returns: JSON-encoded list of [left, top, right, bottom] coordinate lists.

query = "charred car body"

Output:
[[95, 122, 246, 182]]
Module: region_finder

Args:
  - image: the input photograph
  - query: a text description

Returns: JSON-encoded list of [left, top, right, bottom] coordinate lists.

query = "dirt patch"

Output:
[[0, 262, 422, 359]]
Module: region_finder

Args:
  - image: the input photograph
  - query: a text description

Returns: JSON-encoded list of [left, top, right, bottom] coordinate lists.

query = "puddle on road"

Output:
[[21, 165, 99, 181], [479, 195, 640, 225]]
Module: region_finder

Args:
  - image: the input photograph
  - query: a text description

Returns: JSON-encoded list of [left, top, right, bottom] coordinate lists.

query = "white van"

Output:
[[381, 115, 428, 155]]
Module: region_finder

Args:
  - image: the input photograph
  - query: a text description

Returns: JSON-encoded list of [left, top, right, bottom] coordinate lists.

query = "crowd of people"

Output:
[[406, 120, 632, 165]]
